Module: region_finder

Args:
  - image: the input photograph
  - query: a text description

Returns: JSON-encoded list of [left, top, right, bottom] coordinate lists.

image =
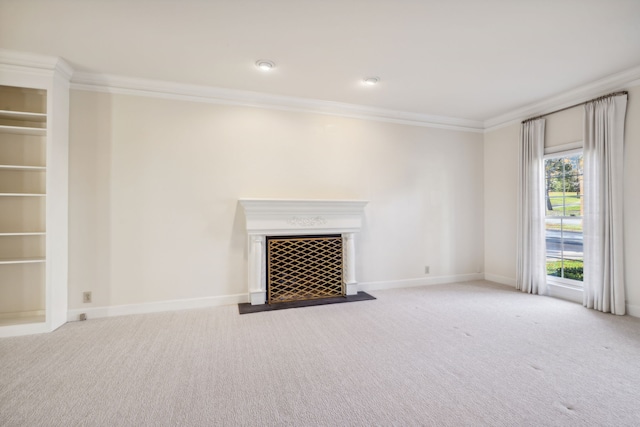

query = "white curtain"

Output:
[[583, 94, 628, 314], [517, 119, 547, 294]]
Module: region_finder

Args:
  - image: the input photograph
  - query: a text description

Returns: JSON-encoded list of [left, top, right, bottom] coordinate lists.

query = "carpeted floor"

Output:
[[1, 280, 640, 426]]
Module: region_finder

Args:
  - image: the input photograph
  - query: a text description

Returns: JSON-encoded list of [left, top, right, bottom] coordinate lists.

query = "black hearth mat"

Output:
[[238, 291, 376, 314]]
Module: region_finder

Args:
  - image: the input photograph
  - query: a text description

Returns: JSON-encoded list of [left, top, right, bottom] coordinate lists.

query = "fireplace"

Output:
[[267, 234, 343, 303], [239, 199, 368, 305]]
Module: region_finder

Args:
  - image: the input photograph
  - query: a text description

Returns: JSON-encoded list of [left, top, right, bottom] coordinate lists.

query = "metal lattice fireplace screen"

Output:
[[267, 235, 344, 303]]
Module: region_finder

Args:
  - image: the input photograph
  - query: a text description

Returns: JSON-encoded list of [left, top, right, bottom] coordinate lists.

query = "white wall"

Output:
[[68, 91, 484, 310], [483, 124, 518, 285], [545, 107, 582, 148], [623, 85, 640, 315], [484, 83, 640, 315]]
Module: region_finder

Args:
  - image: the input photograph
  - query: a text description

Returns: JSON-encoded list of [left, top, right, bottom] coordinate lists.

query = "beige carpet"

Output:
[[1, 281, 640, 426]]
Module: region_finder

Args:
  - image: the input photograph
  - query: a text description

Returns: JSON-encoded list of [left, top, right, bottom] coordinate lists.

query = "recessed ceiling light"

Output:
[[256, 60, 275, 71], [363, 77, 380, 85]]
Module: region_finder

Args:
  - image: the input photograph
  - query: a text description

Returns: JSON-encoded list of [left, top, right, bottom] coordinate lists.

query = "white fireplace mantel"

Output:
[[239, 199, 368, 305]]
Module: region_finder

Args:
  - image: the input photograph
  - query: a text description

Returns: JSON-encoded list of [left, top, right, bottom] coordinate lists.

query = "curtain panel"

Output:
[[583, 94, 628, 314], [517, 119, 547, 295]]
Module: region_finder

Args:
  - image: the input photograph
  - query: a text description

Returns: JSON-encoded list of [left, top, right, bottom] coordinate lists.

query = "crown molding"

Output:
[[5, 49, 638, 134], [70, 71, 484, 133], [0, 49, 73, 81], [484, 64, 640, 132]]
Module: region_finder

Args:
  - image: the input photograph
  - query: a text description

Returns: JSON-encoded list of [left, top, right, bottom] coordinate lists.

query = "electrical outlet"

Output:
[[425, 266, 430, 274], [83, 291, 92, 304]]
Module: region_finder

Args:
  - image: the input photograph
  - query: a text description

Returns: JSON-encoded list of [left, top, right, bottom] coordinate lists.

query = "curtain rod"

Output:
[[522, 90, 629, 124]]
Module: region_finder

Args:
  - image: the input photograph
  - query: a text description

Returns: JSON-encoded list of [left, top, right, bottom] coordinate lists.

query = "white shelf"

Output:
[[0, 257, 45, 265], [0, 165, 46, 171], [0, 193, 46, 197], [0, 124, 46, 136], [0, 232, 45, 236], [1, 60, 70, 337], [0, 110, 47, 122]]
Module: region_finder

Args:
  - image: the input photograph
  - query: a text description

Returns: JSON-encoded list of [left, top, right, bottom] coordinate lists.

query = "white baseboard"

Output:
[[67, 293, 248, 322], [358, 272, 484, 292], [626, 303, 640, 318], [0, 322, 51, 338], [69, 274, 484, 321], [484, 273, 517, 287], [67, 273, 484, 321], [64, 276, 640, 322]]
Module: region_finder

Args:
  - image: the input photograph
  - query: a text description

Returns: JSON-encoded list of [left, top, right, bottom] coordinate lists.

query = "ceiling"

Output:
[[1, 0, 639, 124]]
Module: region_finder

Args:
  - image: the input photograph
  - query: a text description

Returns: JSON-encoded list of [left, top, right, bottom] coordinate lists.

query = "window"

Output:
[[544, 150, 583, 285]]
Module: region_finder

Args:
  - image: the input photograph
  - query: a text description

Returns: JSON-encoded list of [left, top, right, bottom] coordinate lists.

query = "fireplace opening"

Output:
[[266, 234, 344, 303]]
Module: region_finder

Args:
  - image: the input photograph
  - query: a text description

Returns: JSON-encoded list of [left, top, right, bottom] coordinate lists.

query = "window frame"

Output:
[[543, 146, 584, 289]]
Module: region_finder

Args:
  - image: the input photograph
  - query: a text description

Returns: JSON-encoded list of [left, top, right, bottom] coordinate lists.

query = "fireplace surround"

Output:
[[239, 199, 368, 305]]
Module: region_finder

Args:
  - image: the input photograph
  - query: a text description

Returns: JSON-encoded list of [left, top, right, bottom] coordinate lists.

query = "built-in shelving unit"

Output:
[[0, 50, 71, 337]]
